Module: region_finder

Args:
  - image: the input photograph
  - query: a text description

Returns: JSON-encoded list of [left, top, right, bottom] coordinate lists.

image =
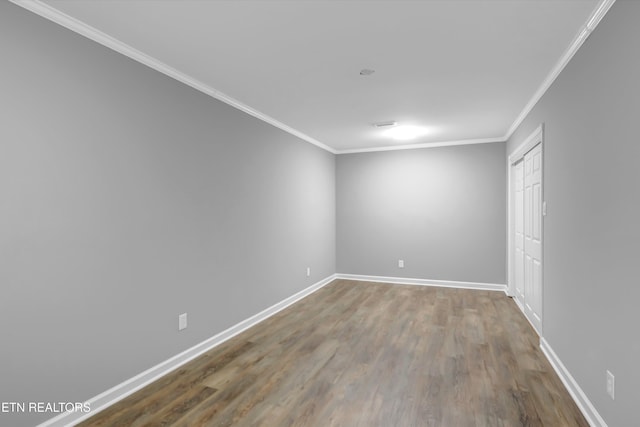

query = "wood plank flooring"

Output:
[[78, 280, 588, 426]]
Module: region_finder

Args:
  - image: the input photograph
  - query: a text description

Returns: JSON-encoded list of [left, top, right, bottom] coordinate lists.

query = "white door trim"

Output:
[[512, 159, 525, 308], [507, 124, 544, 329], [509, 124, 544, 165]]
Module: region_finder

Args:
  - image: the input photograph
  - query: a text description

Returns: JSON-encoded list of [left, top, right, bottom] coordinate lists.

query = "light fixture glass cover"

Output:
[[383, 125, 429, 140]]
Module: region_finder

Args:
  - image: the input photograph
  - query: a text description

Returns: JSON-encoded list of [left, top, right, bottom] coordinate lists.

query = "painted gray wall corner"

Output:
[[0, 3, 335, 426], [506, 2, 640, 425]]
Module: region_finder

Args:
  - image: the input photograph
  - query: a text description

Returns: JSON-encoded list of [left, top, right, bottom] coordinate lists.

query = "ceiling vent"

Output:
[[372, 121, 397, 128]]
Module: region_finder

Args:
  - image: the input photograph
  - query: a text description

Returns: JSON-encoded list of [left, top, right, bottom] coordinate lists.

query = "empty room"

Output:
[[1, 0, 637, 426]]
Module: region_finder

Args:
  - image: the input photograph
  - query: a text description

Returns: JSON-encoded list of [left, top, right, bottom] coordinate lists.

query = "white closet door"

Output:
[[514, 160, 525, 308], [524, 143, 543, 333]]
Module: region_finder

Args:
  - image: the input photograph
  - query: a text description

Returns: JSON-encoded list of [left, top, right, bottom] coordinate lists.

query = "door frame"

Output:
[[507, 124, 544, 331]]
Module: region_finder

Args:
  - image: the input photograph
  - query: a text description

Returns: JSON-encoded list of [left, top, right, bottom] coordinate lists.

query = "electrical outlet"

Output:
[[606, 370, 615, 400], [398, 259, 404, 268], [178, 313, 188, 331]]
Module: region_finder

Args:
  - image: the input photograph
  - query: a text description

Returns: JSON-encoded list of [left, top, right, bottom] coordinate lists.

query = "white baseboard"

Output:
[[540, 338, 608, 427], [38, 274, 338, 427], [335, 273, 507, 293], [47, 274, 603, 427]]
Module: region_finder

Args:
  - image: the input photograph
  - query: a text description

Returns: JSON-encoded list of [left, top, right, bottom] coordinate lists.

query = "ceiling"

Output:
[[30, 0, 604, 153]]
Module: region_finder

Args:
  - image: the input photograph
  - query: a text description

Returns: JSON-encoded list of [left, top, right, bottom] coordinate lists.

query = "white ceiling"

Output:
[[33, 0, 602, 153]]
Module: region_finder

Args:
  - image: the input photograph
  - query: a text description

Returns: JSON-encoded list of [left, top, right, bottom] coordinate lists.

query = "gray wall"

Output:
[[506, 2, 640, 425], [337, 143, 506, 284], [0, 3, 335, 426], [7, 0, 636, 425]]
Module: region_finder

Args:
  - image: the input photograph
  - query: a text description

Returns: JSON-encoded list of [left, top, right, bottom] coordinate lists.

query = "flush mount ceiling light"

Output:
[[383, 125, 430, 141]]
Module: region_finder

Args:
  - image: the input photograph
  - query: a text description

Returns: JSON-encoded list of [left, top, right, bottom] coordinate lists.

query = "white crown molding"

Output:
[[540, 338, 609, 427], [37, 274, 338, 427], [336, 273, 507, 293], [11, 0, 615, 155], [504, 0, 616, 141], [336, 136, 506, 154], [10, 0, 337, 155], [586, 0, 617, 31]]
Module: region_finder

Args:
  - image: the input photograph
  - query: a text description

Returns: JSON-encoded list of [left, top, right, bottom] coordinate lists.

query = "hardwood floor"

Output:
[[78, 280, 588, 426]]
